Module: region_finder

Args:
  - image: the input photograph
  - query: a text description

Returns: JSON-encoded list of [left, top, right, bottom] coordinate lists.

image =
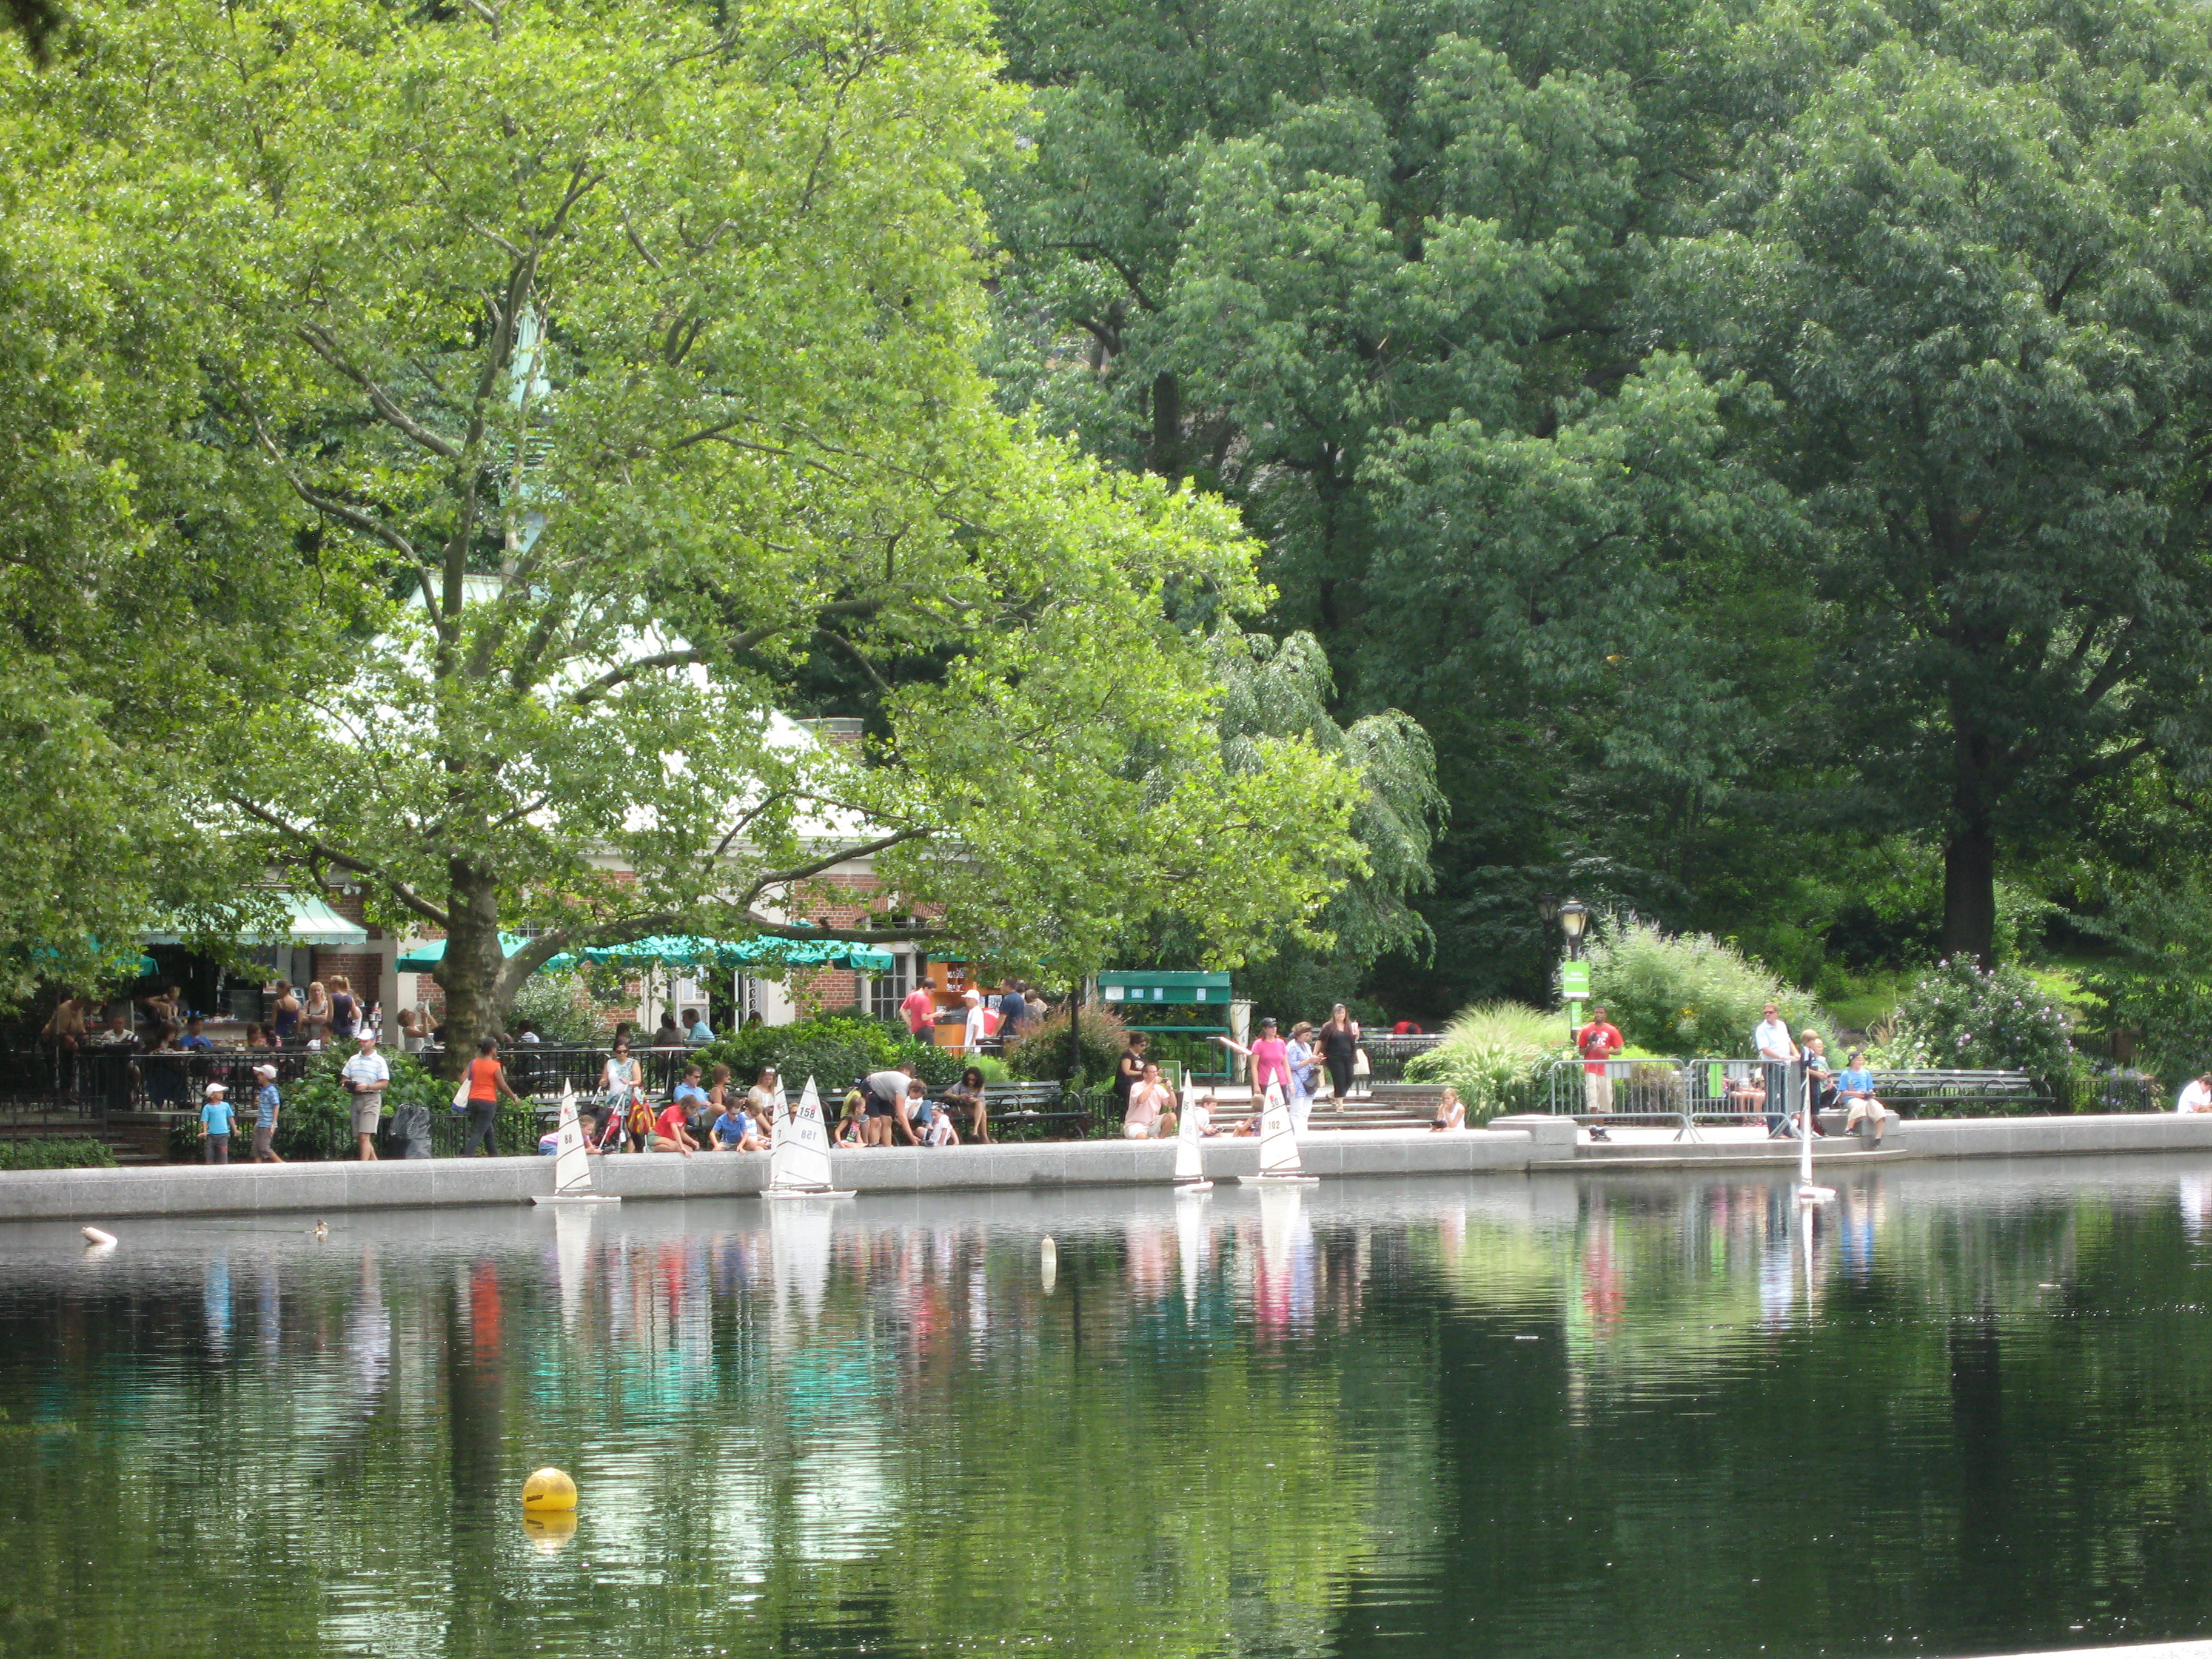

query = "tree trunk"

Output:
[[431, 860, 506, 1079], [1940, 810, 1998, 968], [1147, 371, 1183, 479]]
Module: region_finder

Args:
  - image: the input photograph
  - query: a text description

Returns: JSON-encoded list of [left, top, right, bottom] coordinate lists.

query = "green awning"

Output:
[[395, 934, 531, 973], [143, 893, 368, 949], [549, 934, 896, 974]]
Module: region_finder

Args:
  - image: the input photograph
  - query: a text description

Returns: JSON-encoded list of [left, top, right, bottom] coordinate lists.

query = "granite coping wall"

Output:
[[0, 1130, 1547, 1221], [4, 1113, 2209, 1221]]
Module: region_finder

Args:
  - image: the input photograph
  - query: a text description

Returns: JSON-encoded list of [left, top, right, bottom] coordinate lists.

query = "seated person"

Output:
[[1722, 1071, 1766, 1122], [1835, 1051, 1892, 1145], [671, 1064, 711, 1131], [923, 1110, 959, 1147], [1429, 1085, 1466, 1131], [1187, 1094, 1221, 1136], [835, 1090, 867, 1147], [651, 1098, 699, 1157], [909, 1089, 941, 1143], [176, 1016, 213, 1053], [710, 1102, 763, 1151], [2178, 1072, 2212, 1114], [1801, 1032, 1837, 1124]]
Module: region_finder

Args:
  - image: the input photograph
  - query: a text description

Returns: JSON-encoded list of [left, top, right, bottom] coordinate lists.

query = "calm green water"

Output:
[[4, 1161, 2212, 1658]]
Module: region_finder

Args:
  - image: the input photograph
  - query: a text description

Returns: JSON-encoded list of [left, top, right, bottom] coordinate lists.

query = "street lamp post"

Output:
[[1555, 898, 1589, 1047]]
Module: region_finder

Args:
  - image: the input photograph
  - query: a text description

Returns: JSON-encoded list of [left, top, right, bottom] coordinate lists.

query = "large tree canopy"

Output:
[[986, 0, 2212, 993], [1, 0, 1367, 1048]]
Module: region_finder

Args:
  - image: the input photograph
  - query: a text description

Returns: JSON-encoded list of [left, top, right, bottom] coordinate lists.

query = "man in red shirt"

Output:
[[899, 982, 937, 1038], [1577, 1004, 1624, 1136]]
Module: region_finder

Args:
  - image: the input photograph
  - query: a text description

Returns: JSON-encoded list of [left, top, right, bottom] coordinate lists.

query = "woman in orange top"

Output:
[[463, 1036, 523, 1157]]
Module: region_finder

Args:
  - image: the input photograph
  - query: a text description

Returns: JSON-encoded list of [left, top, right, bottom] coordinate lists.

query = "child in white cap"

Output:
[[251, 1063, 283, 1163], [200, 1082, 235, 1165]]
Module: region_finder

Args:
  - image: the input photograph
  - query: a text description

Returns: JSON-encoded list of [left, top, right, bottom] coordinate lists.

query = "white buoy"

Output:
[[81, 1226, 116, 1248], [1040, 1235, 1057, 1293]]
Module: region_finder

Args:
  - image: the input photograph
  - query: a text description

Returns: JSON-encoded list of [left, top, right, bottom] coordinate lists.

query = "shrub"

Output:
[[1004, 1004, 1129, 1086], [695, 1013, 958, 1099], [1586, 917, 1827, 1056], [1883, 958, 2075, 1082], [0, 1137, 116, 1171], [1403, 1002, 1566, 1122], [273, 1047, 450, 1162]]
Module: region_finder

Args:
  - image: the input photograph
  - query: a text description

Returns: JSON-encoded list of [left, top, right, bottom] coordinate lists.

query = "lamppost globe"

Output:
[[1535, 894, 1559, 926], [1557, 898, 1588, 952]]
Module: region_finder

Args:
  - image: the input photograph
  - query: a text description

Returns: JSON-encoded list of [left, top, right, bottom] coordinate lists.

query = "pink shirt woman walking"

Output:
[[1216, 1017, 1292, 1098]]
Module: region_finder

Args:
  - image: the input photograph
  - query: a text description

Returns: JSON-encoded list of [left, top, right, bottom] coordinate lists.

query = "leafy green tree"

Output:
[[1665, 2, 2212, 964], [11, 0, 1367, 1055]]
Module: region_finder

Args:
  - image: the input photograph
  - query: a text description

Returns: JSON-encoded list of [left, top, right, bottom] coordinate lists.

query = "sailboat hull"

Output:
[[1239, 1173, 1319, 1186], [531, 1194, 623, 1207], [1175, 1179, 1213, 1195], [762, 1187, 856, 1201]]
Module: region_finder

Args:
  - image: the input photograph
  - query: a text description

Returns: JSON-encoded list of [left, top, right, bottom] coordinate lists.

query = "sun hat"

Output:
[[253, 1063, 278, 1081]]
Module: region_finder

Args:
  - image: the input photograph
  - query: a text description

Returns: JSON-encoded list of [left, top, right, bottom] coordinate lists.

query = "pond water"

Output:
[[4, 1161, 2212, 1658]]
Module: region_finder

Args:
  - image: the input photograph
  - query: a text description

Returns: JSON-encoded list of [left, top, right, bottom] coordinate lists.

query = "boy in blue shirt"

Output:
[[200, 1082, 235, 1165], [251, 1062, 283, 1162]]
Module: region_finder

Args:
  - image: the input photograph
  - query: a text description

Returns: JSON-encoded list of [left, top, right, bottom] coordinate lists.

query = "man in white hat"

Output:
[[199, 1082, 235, 1165], [340, 1028, 390, 1160], [251, 1062, 284, 1163]]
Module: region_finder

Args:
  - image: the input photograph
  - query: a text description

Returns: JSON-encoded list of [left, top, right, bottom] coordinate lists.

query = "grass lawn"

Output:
[[1824, 970, 1912, 1033]]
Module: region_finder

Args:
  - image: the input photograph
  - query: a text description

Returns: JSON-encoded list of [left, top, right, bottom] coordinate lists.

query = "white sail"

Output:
[[551, 1085, 593, 1195], [1173, 1101, 1206, 1184], [766, 1075, 837, 1193], [1255, 1084, 1305, 1178]]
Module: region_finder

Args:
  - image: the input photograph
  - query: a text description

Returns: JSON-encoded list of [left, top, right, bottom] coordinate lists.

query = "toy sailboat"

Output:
[[532, 1085, 621, 1205], [1239, 1084, 1319, 1185], [762, 1076, 855, 1201], [1174, 1074, 1212, 1195]]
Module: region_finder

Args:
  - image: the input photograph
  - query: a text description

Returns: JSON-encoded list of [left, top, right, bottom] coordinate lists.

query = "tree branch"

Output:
[[224, 797, 452, 927], [295, 324, 463, 459]]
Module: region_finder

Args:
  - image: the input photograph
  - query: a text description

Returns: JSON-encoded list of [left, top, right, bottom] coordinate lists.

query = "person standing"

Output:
[[303, 980, 332, 1047], [1754, 1002, 1799, 1139], [327, 976, 358, 1043], [1317, 1004, 1361, 1108], [1285, 1022, 1319, 1131], [199, 1082, 235, 1165], [864, 1064, 923, 1147], [1215, 1019, 1292, 1105], [1576, 1004, 1624, 1142], [900, 979, 937, 1040], [1111, 1030, 1151, 1121], [996, 980, 1028, 1045], [461, 1036, 522, 1157], [269, 981, 301, 1048], [250, 1063, 284, 1162], [341, 1030, 390, 1160], [962, 987, 987, 1053]]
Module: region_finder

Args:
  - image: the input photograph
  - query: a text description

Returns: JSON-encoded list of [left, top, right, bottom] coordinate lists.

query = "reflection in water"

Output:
[[4, 1161, 2212, 1656]]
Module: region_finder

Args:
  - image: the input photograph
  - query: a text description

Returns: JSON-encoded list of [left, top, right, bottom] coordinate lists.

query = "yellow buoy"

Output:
[[521, 1467, 578, 1512]]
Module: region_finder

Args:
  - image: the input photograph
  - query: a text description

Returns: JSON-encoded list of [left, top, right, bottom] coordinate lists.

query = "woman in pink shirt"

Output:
[[1216, 1017, 1292, 1101]]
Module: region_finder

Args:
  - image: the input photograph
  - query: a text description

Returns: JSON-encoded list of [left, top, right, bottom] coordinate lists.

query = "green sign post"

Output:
[[1560, 960, 1590, 1000]]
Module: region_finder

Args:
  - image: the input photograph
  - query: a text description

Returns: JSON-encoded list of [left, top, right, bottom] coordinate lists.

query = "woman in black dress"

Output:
[[1317, 1004, 1361, 1105]]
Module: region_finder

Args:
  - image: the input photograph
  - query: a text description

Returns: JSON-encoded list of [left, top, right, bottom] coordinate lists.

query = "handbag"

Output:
[[627, 1093, 654, 1139], [1352, 1047, 1370, 1078], [451, 1073, 471, 1114]]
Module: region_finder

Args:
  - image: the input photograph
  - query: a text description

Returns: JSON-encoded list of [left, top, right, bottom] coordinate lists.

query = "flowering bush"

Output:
[[1885, 959, 2074, 1080]]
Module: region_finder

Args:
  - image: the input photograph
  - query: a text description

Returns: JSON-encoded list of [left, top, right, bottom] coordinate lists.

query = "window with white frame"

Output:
[[868, 954, 913, 1022]]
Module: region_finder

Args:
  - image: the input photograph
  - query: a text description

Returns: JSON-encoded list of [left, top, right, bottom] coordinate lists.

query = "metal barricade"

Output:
[[1548, 1056, 1809, 1142]]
